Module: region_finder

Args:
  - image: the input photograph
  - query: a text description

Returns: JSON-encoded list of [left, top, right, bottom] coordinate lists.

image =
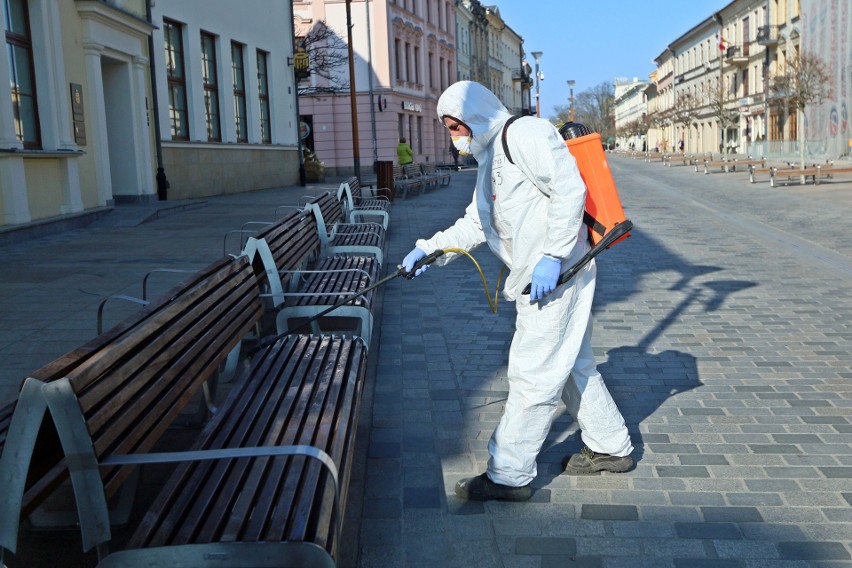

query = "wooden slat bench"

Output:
[[700, 156, 765, 174], [698, 158, 735, 173], [336, 176, 390, 230], [392, 165, 422, 199], [663, 153, 696, 167], [98, 334, 367, 568], [815, 164, 852, 185], [421, 163, 451, 187], [306, 192, 385, 265], [769, 165, 825, 187], [244, 210, 380, 347], [404, 163, 436, 192], [748, 165, 774, 183], [0, 255, 266, 560]]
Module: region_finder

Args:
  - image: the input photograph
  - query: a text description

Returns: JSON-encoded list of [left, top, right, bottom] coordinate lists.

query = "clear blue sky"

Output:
[[493, 1, 729, 118]]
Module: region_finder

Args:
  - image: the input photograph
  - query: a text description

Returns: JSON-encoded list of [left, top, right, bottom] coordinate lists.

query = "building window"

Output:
[[398, 114, 404, 140], [231, 41, 248, 143], [416, 115, 422, 153], [404, 42, 411, 82], [201, 32, 220, 141], [164, 19, 189, 140], [257, 49, 271, 144], [5, 0, 40, 148], [394, 39, 402, 81], [414, 46, 420, 85]]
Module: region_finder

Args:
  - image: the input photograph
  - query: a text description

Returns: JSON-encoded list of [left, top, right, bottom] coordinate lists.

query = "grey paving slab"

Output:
[[1, 157, 851, 567], [363, 157, 852, 567]]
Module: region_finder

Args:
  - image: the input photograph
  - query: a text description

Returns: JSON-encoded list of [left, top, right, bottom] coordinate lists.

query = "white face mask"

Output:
[[452, 135, 473, 156]]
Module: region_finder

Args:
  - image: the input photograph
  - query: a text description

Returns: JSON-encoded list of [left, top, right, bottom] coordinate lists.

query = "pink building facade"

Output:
[[294, 0, 457, 176]]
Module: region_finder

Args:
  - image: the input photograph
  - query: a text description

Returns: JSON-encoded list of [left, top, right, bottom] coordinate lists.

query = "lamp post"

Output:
[[567, 79, 575, 122], [531, 51, 543, 117]]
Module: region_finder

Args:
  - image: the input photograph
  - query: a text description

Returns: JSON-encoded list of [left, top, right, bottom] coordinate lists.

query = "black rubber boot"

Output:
[[454, 473, 532, 502], [562, 446, 634, 475]]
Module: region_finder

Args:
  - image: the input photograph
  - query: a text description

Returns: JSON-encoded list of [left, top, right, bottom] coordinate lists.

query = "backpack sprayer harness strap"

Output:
[[500, 116, 606, 240]]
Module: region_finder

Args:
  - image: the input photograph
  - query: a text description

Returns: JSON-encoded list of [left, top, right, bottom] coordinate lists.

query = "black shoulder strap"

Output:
[[501, 114, 601, 240], [501, 115, 522, 165]]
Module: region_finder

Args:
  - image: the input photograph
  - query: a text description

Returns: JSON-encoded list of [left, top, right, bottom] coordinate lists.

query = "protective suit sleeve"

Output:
[[415, 187, 486, 266], [508, 119, 586, 260]]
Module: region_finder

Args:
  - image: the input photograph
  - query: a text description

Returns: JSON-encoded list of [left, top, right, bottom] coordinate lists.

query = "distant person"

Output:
[[449, 139, 460, 170], [397, 137, 413, 166], [678, 139, 684, 154], [642, 140, 647, 152]]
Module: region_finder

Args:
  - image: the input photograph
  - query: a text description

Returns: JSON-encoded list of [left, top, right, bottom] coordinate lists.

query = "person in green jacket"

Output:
[[397, 137, 413, 165]]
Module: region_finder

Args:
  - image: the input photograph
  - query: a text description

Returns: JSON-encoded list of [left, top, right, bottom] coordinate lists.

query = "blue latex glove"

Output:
[[402, 247, 430, 277], [530, 255, 562, 301]]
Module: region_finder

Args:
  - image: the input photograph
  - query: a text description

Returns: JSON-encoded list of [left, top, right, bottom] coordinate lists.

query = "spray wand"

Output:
[[522, 220, 634, 296]]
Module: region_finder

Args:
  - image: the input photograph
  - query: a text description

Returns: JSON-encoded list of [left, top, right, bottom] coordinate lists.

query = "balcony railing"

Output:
[[511, 68, 530, 83], [756, 25, 779, 45], [725, 45, 749, 66]]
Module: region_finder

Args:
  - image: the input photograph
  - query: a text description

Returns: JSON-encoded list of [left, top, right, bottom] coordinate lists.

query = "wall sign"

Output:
[[402, 100, 422, 113], [70, 83, 86, 145]]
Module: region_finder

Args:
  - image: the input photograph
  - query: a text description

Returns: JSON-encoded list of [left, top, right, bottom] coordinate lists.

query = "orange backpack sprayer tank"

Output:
[[501, 117, 631, 248], [559, 122, 631, 247]]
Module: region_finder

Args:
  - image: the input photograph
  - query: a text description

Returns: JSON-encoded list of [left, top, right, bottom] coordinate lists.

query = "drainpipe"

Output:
[[289, 0, 307, 186], [146, 0, 169, 200], [365, 0, 378, 170]]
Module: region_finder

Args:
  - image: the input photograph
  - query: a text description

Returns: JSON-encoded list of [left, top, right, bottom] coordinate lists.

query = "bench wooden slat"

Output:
[[13, 260, 240, 510], [124, 335, 366, 559], [13, 256, 265, 522], [337, 176, 391, 224]]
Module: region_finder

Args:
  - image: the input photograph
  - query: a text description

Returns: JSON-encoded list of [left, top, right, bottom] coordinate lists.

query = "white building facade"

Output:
[[1, 0, 300, 233], [613, 77, 651, 151]]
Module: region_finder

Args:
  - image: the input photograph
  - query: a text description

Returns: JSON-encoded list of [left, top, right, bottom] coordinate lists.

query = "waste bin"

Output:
[[376, 160, 394, 201]]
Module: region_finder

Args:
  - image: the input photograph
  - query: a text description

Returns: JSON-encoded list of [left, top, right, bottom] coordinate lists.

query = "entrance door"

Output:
[[101, 57, 142, 201]]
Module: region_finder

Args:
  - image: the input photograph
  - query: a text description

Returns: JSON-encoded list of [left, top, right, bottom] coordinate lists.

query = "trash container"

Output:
[[376, 160, 394, 201]]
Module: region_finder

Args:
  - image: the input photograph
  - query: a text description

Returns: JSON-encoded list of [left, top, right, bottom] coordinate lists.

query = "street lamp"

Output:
[[531, 51, 543, 117], [567, 79, 575, 122]]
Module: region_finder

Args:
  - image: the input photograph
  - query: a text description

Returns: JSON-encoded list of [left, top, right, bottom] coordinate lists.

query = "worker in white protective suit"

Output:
[[401, 81, 634, 501]]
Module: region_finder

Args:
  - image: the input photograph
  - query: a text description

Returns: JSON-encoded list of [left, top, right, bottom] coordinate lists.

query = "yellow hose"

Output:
[[442, 247, 506, 314]]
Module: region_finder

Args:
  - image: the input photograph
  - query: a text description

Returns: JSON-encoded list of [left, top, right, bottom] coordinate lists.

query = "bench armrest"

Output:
[[100, 445, 341, 558], [97, 295, 149, 335]]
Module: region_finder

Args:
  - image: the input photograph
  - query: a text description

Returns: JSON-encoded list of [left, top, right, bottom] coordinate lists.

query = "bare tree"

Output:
[[669, 92, 700, 153], [559, 82, 614, 143], [648, 111, 668, 152], [707, 77, 739, 156], [294, 20, 350, 95], [769, 49, 830, 172]]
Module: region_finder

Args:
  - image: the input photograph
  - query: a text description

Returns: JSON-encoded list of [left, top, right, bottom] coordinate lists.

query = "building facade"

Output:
[[637, 0, 850, 161], [1, 0, 154, 229], [294, 0, 458, 175], [1, 0, 300, 233], [483, 5, 527, 115], [613, 77, 651, 151], [292, 0, 534, 176], [150, 0, 301, 200]]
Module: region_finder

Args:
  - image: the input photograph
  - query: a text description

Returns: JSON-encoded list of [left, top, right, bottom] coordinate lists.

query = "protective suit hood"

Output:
[[437, 81, 512, 158]]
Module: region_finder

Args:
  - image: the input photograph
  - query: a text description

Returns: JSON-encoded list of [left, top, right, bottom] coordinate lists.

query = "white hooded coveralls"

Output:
[[417, 81, 632, 487]]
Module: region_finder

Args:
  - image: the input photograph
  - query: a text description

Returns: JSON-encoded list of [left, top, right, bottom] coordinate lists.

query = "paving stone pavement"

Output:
[[363, 156, 851, 568], [0, 156, 850, 567]]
